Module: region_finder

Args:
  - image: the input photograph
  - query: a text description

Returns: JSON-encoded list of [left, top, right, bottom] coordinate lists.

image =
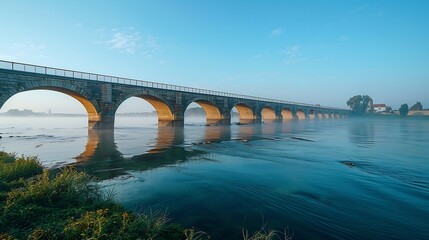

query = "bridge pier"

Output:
[[90, 113, 115, 129], [159, 105, 185, 126]]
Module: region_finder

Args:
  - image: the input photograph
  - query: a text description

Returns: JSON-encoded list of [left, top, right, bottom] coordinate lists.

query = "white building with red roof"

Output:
[[373, 104, 387, 112]]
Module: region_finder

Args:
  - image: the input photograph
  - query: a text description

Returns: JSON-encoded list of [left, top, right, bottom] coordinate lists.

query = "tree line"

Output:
[[346, 95, 423, 116]]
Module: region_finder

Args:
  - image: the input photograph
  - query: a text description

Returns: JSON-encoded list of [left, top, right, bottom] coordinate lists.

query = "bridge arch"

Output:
[[296, 109, 306, 120], [261, 106, 277, 121], [232, 103, 254, 124], [185, 99, 222, 125], [0, 82, 101, 128], [115, 94, 175, 126], [316, 110, 324, 119], [323, 111, 329, 119], [281, 107, 294, 120], [308, 109, 316, 119], [334, 112, 340, 119]]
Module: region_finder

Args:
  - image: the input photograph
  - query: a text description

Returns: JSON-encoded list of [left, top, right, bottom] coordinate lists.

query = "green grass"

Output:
[[0, 152, 43, 183], [242, 228, 293, 240], [0, 151, 291, 239], [0, 152, 186, 239]]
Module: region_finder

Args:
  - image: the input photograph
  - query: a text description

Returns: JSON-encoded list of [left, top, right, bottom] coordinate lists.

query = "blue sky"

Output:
[[1, 0, 428, 113]]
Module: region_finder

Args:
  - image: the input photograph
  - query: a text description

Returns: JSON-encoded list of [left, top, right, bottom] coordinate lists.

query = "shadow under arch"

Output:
[[261, 106, 277, 122], [233, 103, 255, 124], [1, 87, 100, 128], [281, 107, 294, 120], [296, 109, 306, 120]]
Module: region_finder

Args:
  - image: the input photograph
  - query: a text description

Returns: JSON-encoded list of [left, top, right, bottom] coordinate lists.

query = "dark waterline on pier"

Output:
[[0, 116, 428, 239]]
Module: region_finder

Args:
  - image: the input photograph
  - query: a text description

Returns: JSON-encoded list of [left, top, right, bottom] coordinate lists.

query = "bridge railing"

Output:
[[0, 60, 347, 111]]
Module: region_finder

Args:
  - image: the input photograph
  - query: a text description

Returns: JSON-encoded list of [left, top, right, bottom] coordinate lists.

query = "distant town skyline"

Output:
[[1, 0, 428, 113]]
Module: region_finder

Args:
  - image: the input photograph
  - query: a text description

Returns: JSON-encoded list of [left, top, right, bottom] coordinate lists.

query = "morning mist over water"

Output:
[[1, 115, 428, 239], [1, 1, 429, 239]]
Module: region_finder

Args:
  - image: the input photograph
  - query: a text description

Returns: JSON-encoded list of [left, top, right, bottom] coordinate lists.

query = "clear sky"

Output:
[[1, 0, 428, 113]]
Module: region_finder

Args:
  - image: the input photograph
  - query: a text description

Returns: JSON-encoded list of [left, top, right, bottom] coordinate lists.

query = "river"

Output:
[[0, 116, 428, 239]]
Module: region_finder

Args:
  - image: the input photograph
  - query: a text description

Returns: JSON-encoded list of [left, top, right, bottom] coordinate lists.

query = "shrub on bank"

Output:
[[0, 152, 185, 239], [0, 153, 43, 183]]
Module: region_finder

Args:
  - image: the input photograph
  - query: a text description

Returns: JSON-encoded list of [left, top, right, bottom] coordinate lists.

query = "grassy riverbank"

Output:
[[0, 152, 289, 240], [0, 152, 200, 239]]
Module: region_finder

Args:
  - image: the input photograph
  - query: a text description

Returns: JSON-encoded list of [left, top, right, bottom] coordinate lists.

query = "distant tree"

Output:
[[346, 95, 373, 113], [409, 101, 423, 111], [399, 104, 409, 116], [385, 106, 393, 113]]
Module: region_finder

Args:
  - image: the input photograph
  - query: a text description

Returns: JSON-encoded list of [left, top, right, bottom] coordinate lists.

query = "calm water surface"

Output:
[[0, 116, 428, 239]]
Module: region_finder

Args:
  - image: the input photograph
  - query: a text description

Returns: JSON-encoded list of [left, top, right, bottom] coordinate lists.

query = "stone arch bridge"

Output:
[[0, 60, 349, 129]]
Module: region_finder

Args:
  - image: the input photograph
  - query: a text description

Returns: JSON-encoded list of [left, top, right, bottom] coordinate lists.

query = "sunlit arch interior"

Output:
[[335, 113, 341, 119], [142, 95, 174, 122], [185, 100, 222, 125], [324, 112, 330, 119], [232, 103, 254, 124], [281, 107, 294, 120], [0, 89, 92, 162], [261, 106, 276, 121], [317, 110, 324, 119], [0, 89, 94, 127], [296, 109, 306, 120], [115, 95, 173, 127]]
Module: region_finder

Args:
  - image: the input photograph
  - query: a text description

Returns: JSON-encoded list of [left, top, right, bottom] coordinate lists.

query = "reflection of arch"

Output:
[[324, 112, 331, 119], [296, 109, 306, 120], [76, 129, 116, 163], [75, 127, 209, 180], [234, 103, 254, 124], [204, 125, 231, 143], [261, 106, 276, 121], [1, 86, 100, 128], [150, 127, 185, 153], [281, 107, 293, 120], [76, 127, 190, 164], [308, 109, 316, 119]]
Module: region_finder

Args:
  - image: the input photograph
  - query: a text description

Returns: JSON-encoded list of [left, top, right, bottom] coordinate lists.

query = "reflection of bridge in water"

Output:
[[74, 123, 294, 179], [75, 126, 232, 179], [0, 60, 348, 129]]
